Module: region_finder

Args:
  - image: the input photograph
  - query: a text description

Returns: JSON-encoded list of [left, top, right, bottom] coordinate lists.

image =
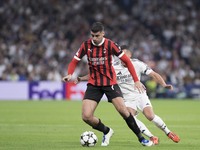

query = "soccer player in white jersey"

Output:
[[112, 45, 180, 144]]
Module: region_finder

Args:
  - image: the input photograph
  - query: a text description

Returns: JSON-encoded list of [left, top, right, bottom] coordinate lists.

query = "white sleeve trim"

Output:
[[74, 56, 81, 61], [145, 69, 153, 75], [118, 51, 124, 58]]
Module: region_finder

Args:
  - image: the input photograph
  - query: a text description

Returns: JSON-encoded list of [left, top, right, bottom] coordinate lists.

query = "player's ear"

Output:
[[102, 31, 105, 36]]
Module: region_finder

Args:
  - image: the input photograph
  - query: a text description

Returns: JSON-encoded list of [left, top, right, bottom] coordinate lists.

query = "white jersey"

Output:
[[113, 57, 153, 111], [114, 58, 153, 94]]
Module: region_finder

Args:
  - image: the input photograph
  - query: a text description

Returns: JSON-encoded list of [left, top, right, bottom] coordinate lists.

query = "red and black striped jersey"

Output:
[[74, 38, 124, 86]]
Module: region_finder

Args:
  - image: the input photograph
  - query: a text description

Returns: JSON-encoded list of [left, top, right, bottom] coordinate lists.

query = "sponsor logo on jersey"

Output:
[[117, 71, 122, 75]]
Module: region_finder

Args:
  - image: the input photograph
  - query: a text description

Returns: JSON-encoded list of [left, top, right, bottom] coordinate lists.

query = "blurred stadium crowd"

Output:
[[0, 0, 199, 98]]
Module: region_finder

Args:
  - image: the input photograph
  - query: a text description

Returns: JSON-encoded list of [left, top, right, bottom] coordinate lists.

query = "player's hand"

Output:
[[134, 81, 146, 93], [74, 77, 81, 84], [164, 84, 173, 90], [62, 74, 72, 82]]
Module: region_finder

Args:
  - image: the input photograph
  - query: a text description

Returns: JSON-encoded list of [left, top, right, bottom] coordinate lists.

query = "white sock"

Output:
[[151, 115, 170, 134], [134, 117, 154, 138]]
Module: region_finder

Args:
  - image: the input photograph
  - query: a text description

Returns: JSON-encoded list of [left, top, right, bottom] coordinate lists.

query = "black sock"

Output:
[[92, 119, 110, 134], [125, 114, 145, 142]]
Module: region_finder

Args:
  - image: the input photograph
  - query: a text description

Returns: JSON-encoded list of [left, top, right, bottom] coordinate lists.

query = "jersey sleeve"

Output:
[[111, 42, 124, 58], [137, 60, 153, 75], [120, 55, 139, 82], [74, 42, 86, 61], [67, 42, 86, 75]]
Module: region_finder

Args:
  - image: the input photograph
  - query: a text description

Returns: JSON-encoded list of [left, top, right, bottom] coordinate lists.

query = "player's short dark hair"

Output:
[[120, 45, 128, 50], [91, 22, 104, 33]]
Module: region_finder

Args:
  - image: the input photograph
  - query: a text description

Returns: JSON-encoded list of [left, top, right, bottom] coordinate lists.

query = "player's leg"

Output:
[[143, 107, 180, 143], [125, 102, 154, 138], [138, 93, 165, 130], [134, 117, 154, 137], [112, 97, 152, 146], [105, 84, 153, 146], [126, 102, 158, 145], [82, 99, 99, 126], [82, 84, 111, 141], [83, 85, 113, 147], [140, 94, 180, 143]]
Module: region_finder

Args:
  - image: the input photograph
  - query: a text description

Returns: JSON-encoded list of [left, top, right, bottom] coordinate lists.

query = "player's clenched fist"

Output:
[[62, 74, 72, 82]]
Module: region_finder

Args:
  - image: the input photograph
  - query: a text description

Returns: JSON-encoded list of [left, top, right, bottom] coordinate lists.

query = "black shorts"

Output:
[[83, 83, 123, 103]]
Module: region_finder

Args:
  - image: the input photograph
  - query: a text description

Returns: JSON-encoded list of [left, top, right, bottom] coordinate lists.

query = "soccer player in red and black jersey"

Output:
[[63, 22, 153, 146]]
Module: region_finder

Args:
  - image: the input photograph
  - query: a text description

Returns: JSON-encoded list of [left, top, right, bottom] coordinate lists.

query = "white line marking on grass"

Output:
[[0, 123, 77, 127]]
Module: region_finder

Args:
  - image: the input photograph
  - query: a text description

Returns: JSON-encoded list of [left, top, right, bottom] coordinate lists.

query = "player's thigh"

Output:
[[82, 84, 103, 118], [127, 107, 137, 116], [103, 84, 129, 117], [104, 84, 123, 102], [137, 93, 152, 111], [83, 84, 104, 102], [123, 93, 139, 116], [82, 99, 98, 118], [143, 106, 155, 120], [124, 99, 138, 115], [112, 97, 129, 118], [137, 93, 155, 120]]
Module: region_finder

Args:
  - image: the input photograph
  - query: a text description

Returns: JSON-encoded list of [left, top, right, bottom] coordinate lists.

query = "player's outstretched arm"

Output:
[[63, 58, 79, 82], [149, 71, 173, 90]]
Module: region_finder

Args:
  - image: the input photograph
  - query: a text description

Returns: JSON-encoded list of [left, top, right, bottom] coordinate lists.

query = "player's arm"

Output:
[[63, 44, 86, 82], [148, 71, 173, 90], [62, 58, 79, 82], [74, 74, 89, 84], [78, 74, 89, 81]]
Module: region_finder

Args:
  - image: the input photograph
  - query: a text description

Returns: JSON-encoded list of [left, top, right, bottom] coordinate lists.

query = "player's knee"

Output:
[[82, 113, 92, 123], [146, 114, 155, 121], [118, 107, 130, 118], [143, 107, 155, 121]]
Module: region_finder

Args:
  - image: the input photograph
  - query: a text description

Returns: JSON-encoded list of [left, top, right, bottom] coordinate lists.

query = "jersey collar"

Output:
[[92, 38, 105, 46]]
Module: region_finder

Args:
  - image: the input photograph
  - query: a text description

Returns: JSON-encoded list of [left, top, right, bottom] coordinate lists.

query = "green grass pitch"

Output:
[[0, 99, 200, 150]]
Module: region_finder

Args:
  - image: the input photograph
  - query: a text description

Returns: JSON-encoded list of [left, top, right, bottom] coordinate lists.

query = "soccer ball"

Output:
[[80, 131, 98, 147]]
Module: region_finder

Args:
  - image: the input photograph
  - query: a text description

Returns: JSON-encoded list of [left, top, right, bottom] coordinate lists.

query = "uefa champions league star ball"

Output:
[[80, 131, 98, 147]]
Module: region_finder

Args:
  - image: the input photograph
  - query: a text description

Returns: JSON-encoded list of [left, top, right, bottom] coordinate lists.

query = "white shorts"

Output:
[[124, 92, 152, 112]]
